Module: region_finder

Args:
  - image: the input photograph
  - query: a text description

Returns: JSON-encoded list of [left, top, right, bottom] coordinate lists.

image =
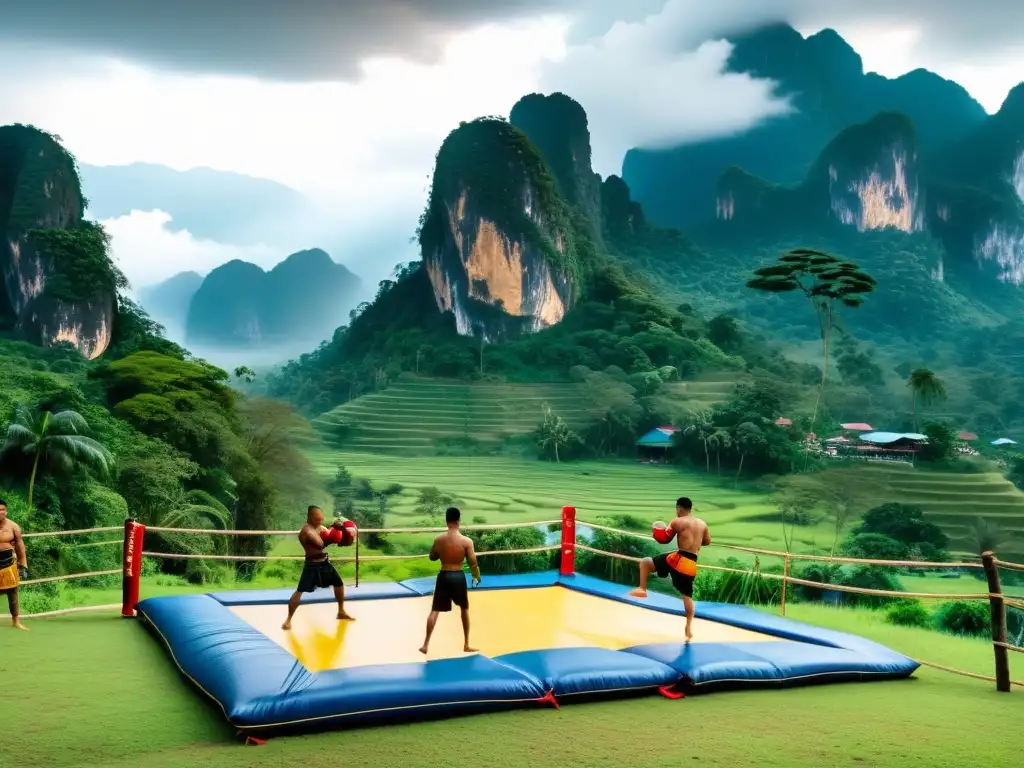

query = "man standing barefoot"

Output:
[[0, 498, 30, 631], [419, 507, 480, 655], [282, 505, 354, 630], [629, 497, 710, 642]]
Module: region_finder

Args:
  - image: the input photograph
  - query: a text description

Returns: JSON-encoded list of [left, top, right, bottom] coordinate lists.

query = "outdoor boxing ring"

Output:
[[123, 506, 923, 736]]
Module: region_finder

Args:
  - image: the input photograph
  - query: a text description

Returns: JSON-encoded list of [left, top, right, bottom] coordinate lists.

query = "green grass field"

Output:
[[6, 601, 1022, 768], [312, 375, 734, 454]]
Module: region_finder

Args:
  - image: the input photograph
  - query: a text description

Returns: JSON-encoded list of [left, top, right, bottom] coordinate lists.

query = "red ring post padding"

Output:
[[122, 519, 146, 617], [560, 506, 576, 576]]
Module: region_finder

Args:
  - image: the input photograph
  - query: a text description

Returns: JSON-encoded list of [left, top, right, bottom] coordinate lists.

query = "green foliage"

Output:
[[841, 532, 909, 562], [415, 487, 460, 525], [468, 526, 553, 575], [748, 248, 876, 427], [577, 527, 660, 585], [918, 422, 958, 464], [673, 377, 805, 477], [26, 222, 127, 303], [2, 404, 113, 508], [534, 407, 583, 462], [853, 502, 948, 554], [885, 599, 932, 628], [934, 600, 990, 637], [834, 565, 904, 608]]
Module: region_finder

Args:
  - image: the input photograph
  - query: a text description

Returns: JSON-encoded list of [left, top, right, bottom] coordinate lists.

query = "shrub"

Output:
[[795, 563, 843, 602], [841, 533, 908, 562], [834, 565, 904, 608], [885, 599, 932, 628], [470, 526, 554, 575], [934, 601, 990, 637], [577, 530, 659, 586]]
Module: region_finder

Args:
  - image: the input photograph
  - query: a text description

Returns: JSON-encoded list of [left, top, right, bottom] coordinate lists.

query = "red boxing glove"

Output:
[[340, 520, 358, 547], [322, 527, 343, 546], [652, 522, 674, 545], [331, 519, 345, 531]]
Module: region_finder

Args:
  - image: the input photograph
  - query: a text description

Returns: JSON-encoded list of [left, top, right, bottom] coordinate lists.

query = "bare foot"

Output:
[[464, 645, 478, 653], [12, 621, 28, 631], [418, 645, 429, 655], [628, 588, 647, 598], [685, 630, 693, 643], [281, 621, 292, 631], [338, 612, 355, 621]]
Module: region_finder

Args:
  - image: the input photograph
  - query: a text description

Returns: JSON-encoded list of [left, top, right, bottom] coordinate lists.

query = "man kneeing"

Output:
[[282, 505, 354, 630], [419, 507, 480, 655], [629, 497, 710, 642]]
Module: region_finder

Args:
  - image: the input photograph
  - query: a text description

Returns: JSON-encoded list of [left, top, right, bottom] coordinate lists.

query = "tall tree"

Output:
[[684, 411, 715, 473], [2, 405, 113, 509], [906, 368, 946, 431], [748, 249, 875, 429], [733, 421, 766, 485]]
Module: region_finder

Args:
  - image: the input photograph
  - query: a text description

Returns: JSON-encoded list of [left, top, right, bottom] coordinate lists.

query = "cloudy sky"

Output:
[[1, 0, 1022, 290]]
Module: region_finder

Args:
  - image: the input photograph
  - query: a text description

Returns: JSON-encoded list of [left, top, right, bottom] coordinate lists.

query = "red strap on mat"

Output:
[[658, 685, 686, 700], [537, 689, 560, 709]]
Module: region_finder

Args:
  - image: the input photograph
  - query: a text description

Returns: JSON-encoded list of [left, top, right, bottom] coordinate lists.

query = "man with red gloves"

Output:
[[282, 505, 357, 630], [0, 498, 30, 631], [629, 497, 710, 642]]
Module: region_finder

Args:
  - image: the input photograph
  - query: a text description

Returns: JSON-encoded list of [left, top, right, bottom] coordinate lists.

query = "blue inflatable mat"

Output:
[[136, 574, 919, 734]]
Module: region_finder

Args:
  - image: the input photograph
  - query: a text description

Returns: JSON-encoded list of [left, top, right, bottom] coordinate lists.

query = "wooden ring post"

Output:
[[982, 551, 1011, 693]]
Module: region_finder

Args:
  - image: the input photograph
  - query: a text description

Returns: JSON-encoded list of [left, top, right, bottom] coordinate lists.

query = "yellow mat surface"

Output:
[[229, 587, 778, 672]]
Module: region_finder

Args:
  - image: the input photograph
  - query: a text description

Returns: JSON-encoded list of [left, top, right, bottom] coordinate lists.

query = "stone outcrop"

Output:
[[0, 124, 115, 359], [419, 118, 578, 340]]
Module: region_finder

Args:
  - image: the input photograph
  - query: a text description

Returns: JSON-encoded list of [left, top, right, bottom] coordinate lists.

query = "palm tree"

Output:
[[906, 368, 947, 431], [2, 405, 113, 509], [748, 249, 875, 430]]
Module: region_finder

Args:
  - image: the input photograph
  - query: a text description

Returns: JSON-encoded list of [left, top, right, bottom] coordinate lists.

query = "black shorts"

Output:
[[431, 570, 469, 612], [652, 550, 699, 597], [297, 560, 343, 593]]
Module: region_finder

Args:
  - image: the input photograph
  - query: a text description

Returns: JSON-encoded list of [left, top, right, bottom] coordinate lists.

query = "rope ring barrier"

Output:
[[9, 516, 1023, 692]]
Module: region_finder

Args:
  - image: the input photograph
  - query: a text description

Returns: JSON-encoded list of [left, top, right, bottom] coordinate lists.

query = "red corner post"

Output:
[[560, 505, 576, 576], [122, 519, 146, 617]]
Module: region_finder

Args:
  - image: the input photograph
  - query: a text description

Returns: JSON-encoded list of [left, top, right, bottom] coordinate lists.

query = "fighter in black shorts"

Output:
[[651, 550, 699, 597], [282, 505, 353, 630], [629, 497, 710, 641], [419, 507, 481, 655]]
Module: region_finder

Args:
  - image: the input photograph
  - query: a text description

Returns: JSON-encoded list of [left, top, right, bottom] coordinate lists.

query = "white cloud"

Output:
[[101, 210, 279, 291], [0, 19, 568, 195], [541, 34, 791, 177]]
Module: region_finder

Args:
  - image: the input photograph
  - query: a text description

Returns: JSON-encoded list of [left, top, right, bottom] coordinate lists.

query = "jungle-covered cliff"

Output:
[[0, 124, 123, 359], [417, 116, 582, 340], [622, 23, 988, 230]]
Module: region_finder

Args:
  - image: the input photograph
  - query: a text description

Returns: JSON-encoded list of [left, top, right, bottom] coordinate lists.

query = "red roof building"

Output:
[[841, 423, 873, 432]]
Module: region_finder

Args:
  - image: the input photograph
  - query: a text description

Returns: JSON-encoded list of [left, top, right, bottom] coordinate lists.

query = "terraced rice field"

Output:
[[312, 375, 735, 454], [851, 462, 1024, 560], [305, 451, 833, 558]]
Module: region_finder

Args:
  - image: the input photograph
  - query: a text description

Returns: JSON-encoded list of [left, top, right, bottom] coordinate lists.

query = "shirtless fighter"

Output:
[[0, 498, 30, 630], [282, 505, 354, 630], [629, 497, 710, 641], [419, 507, 480, 655]]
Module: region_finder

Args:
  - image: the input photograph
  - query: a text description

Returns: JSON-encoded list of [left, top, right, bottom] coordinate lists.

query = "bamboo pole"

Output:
[[781, 554, 790, 616], [982, 551, 1011, 693]]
